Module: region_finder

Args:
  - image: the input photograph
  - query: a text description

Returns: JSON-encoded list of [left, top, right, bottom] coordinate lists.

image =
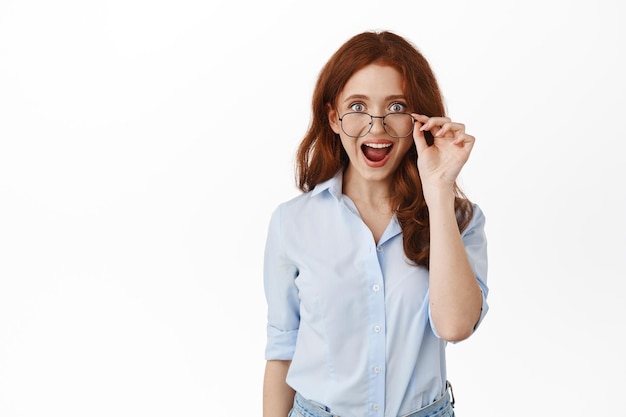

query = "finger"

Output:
[[418, 116, 451, 139], [452, 133, 475, 149], [412, 113, 431, 124], [419, 116, 452, 133], [435, 122, 465, 137], [411, 114, 428, 154]]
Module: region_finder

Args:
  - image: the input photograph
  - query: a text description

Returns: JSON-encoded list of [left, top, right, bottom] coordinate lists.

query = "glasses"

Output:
[[338, 112, 415, 139]]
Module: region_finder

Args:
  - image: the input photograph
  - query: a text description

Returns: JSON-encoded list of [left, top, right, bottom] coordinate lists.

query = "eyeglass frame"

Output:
[[337, 111, 416, 139]]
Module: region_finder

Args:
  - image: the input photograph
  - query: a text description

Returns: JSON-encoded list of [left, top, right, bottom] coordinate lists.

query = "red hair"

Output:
[[296, 30, 473, 267]]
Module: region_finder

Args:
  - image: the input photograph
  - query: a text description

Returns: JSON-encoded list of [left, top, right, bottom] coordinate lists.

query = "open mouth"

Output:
[[361, 142, 392, 163]]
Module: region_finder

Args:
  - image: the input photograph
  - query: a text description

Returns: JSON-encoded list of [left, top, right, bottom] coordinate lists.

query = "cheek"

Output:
[[340, 136, 360, 157], [396, 139, 415, 158], [340, 136, 354, 151]]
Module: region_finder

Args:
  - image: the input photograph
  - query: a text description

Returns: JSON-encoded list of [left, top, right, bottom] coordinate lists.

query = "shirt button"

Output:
[[376, 246, 383, 252], [372, 403, 380, 411], [373, 325, 381, 333], [373, 366, 381, 374], [372, 284, 380, 292]]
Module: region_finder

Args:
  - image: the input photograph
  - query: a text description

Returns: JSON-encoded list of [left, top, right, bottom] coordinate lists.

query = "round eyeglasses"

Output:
[[338, 112, 415, 139]]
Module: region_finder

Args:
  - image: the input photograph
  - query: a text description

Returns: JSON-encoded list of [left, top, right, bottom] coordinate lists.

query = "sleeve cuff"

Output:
[[265, 325, 298, 360]]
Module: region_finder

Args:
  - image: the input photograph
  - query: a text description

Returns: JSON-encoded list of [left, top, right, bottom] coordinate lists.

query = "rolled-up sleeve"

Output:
[[263, 205, 300, 360]]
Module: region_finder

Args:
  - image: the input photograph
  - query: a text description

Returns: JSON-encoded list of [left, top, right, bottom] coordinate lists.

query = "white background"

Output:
[[1, 0, 625, 415]]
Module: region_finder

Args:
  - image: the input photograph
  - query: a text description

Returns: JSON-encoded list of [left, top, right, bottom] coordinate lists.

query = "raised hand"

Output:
[[411, 114, 475, 203]]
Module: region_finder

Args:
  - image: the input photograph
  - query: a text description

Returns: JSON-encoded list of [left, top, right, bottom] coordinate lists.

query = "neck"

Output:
[[342, 167, 393, 213]]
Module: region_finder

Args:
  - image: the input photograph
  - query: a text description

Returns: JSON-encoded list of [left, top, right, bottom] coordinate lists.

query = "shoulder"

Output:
[[471, 202, 486, 224], [275, 190, 316, 212], [460, 202, 487, 246], [272, 173, 340, 216], [267, 191, 313, 226]]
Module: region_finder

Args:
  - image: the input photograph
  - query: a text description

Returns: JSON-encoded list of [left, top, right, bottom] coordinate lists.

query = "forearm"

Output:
[[263, 360, 295, 417], [427, 189, 482, 342]]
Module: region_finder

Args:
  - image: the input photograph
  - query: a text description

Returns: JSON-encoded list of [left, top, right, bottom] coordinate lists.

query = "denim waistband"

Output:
[[293, 381, 454, 417], [400, 385, 453, 417]]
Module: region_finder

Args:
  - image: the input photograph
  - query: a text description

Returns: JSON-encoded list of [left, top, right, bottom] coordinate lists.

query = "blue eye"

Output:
[[350, 103, 365, 112], [389, 102, 406, 113]]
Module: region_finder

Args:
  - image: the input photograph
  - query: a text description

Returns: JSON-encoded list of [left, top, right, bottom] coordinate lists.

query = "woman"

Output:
[[262, 30, 489, 417]]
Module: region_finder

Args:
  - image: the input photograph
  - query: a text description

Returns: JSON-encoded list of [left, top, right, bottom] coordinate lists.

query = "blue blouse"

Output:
[[263, 171, 489, 417]]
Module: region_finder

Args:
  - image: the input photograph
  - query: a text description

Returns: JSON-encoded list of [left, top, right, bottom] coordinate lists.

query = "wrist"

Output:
[[422, 184, 456, 210]]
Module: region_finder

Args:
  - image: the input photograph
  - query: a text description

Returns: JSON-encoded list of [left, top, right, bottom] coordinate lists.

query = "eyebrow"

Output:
[[342, 94, 407, 103]]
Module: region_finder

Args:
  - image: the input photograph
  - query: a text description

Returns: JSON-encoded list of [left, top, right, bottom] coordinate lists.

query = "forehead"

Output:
[[339, 64, 405, 101]]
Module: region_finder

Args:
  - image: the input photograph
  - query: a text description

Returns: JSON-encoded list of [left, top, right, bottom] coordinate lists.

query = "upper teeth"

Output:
[[364, 143, 392, 149]]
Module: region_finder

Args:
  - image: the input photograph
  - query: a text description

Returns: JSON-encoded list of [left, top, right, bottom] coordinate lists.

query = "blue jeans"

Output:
[[289, 384, 455, 417]]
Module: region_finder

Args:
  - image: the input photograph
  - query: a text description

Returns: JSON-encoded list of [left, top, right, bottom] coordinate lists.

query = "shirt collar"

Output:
[[311, 169, 402, 243], [310, 170, 343, 200]]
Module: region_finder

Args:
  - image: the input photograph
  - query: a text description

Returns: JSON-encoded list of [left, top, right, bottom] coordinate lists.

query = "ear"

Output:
[[327, 103, 340, 134]]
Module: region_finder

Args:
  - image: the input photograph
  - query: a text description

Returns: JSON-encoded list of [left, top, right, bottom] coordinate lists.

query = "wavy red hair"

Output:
[[295, 30, 473, 267]]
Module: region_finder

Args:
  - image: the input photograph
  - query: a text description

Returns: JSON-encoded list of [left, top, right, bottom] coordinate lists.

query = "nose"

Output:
[[369, 115, 386, 135]]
